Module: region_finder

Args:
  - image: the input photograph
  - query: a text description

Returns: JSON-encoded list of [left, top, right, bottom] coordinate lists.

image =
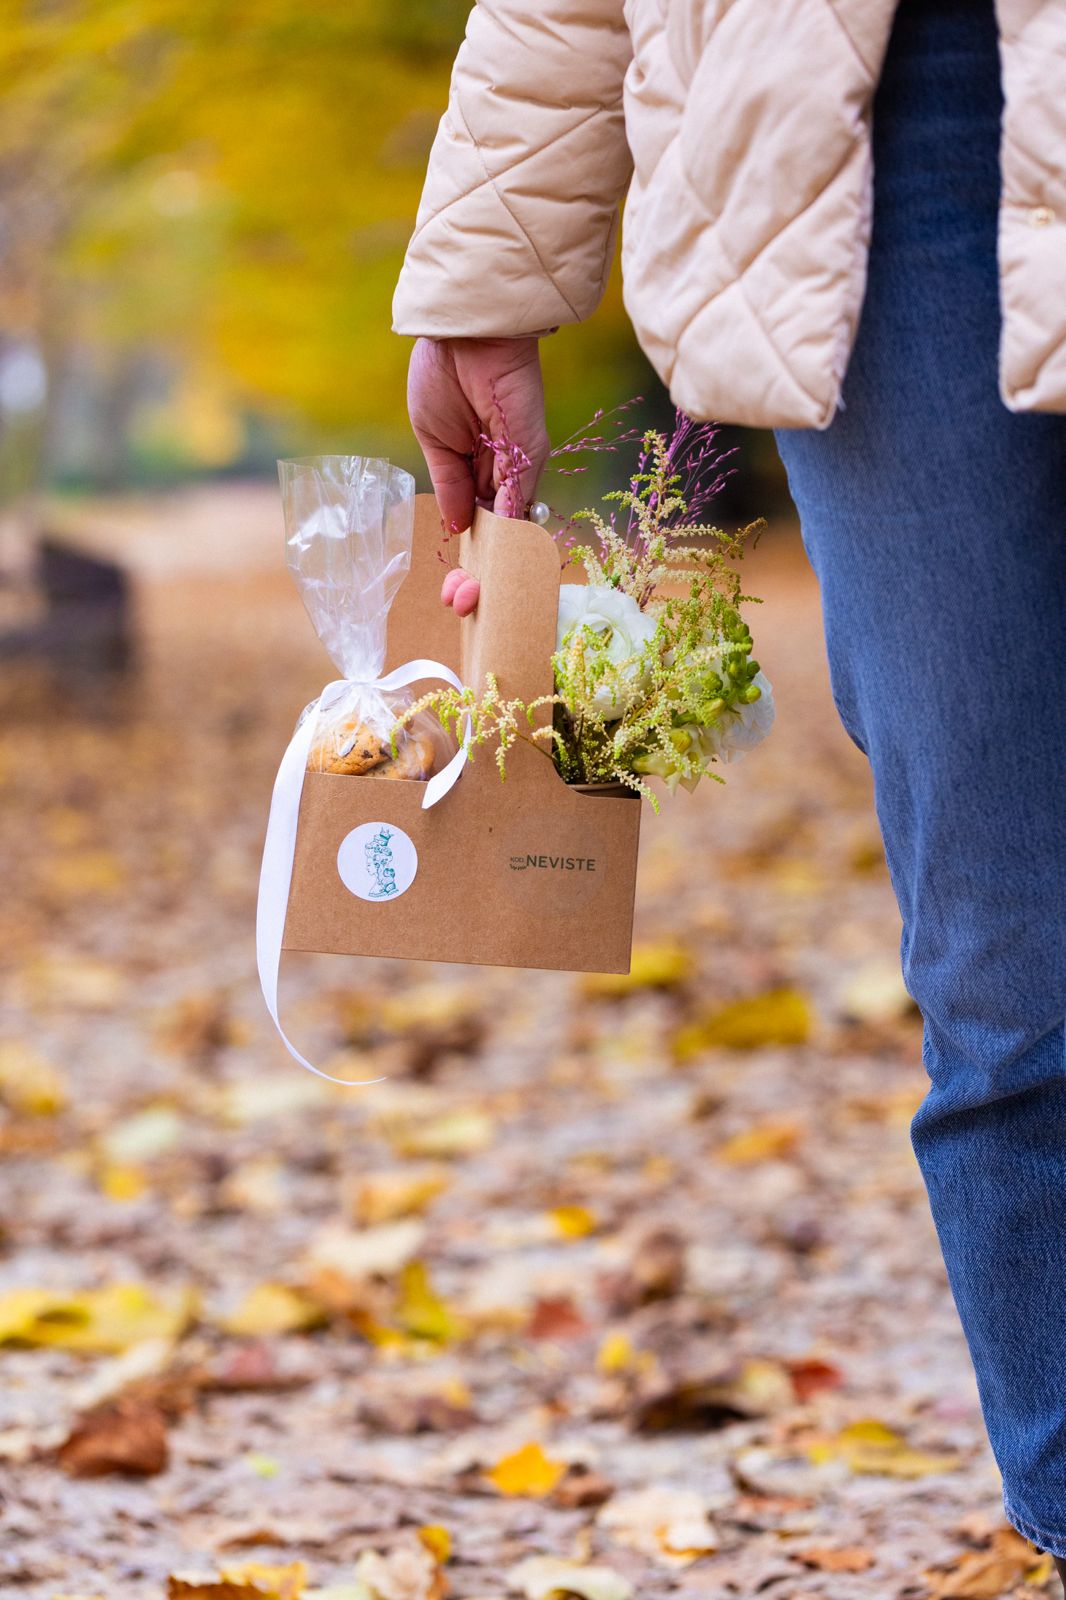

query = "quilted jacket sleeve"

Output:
[[392, 0, 632, 339]]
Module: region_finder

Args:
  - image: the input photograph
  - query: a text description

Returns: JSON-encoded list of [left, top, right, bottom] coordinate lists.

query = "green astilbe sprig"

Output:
[[397, 426, 768, 811]]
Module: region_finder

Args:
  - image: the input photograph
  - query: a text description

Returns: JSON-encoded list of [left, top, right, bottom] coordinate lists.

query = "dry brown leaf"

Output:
[[925, 1529, 1045, 1600], [716, 1120, 800, 1165], [794, 1546, 875, 1573], [350, 1166, 450, 1224], [57, 1396, 168, 1478]]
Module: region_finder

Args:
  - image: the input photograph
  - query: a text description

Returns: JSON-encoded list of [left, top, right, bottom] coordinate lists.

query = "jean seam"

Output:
[[1004, 1493, 1066, 1554]]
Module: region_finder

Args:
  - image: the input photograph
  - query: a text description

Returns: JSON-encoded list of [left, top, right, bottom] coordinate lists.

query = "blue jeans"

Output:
[[775, 0, 1066, 1555]]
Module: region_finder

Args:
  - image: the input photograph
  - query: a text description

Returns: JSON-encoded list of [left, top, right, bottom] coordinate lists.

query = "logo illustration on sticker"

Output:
[[337, 822, 418, 903]]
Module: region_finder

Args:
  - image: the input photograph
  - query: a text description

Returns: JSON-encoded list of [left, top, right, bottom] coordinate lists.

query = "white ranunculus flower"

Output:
[[556, 583, 658, 719], [697, 668, 776, 763]]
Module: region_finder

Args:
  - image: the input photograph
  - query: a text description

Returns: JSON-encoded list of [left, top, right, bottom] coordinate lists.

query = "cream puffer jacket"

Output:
[[393, 0, 1066, 430]]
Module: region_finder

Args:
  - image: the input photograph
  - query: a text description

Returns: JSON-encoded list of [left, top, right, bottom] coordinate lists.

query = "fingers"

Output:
[[422, 443, 476, 538], [408, 338, 478, 535], [452, 576, 480, 616], [440, 566, 481, 616]]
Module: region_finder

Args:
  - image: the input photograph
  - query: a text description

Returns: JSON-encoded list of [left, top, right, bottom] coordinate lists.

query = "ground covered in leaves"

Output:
[[0, 489, 1051, 1599]]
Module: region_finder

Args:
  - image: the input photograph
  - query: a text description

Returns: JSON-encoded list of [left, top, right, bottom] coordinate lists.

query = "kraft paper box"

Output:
[[281, 494, 641, 973]]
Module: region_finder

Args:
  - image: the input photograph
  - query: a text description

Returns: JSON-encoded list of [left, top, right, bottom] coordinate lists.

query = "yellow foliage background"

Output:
[[0, 0, 649, 489]]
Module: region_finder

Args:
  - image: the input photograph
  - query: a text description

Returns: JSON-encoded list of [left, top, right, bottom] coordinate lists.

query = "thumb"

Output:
[[421, 444, 476, 538]]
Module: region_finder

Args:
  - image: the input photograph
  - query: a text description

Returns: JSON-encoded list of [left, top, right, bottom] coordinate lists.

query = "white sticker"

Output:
[[337, 822, 418, 903]]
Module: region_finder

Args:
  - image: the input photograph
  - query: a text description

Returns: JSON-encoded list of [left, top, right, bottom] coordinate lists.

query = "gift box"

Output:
[[271, 492, 641, 979]]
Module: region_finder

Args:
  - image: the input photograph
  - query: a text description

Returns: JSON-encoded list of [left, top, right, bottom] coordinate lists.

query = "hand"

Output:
[[407, 335, 549, 615]]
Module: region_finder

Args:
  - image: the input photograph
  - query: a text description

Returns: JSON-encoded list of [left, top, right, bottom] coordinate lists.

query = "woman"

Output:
[[393, 0, 1066, 1566]]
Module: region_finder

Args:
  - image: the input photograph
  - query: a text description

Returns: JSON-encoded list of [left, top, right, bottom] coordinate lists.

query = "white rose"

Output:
[[697, 668, 775, 763], [556, 583, 658, 719]]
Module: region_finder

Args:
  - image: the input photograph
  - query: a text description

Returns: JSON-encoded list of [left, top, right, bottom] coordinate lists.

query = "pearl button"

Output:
[[529, 499, 551, 525], [1029, 205, 1055, 228]]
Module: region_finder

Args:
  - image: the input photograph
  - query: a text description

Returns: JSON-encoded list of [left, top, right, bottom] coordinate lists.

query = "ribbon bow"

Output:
[[256, 659, 467, 1085]]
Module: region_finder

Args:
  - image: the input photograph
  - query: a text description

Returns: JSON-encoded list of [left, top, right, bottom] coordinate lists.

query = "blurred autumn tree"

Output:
[[0, 0, 647, 493]]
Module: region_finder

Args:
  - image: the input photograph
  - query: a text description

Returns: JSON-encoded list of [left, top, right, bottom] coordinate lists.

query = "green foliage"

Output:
[[400, 429, 768, 808]]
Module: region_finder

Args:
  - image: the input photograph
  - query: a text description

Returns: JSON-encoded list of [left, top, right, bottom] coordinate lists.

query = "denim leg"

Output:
[[775, 0, 1066, 1548]]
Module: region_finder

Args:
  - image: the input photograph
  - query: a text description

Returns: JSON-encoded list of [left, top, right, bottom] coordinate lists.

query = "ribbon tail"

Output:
[[256, 678, 385, 1087]]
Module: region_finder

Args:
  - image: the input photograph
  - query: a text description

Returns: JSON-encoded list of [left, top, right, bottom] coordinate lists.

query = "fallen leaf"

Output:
[[787, 1357, 844, 1402], [417, 1526, 451, 1564], [220, 1284, 326, 1338], [506, 1556, 631, 1600], [394, 1260, 465, 1343], [673, 989, 812, 1058], [354, 1543, 445, 1600], [486, 1441, 567, 1498], [0, 1282, 196, 1353], [581, 941, 693, 999], [599, 1484, 718, 1566], [925, 1528, 1044, 1599], [716, 1121, 800, 1165], [304, 1220, 426, 1283], [57, 1396, 168, 1478], [548, 1204, 597, 1239], [169, 1565, 308, 1600], [794, 1546, 875, 1573], [809, 1419, 960, 1479], [527, 1296, 588, 1341], [0, 1040, 68, 1115], [350, 1166, 450, 1224]]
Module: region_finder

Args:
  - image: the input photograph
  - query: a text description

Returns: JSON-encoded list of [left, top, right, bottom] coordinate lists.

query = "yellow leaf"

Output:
[[99, 1164, 149, 1202], [417, 1525, 452, 1563], [673, 988, 812, 1059], [352, 1166, 450, 1224], [597, 1331, 637, 1373], [549, 1204, 597, 1239], [395, 1261, 465, 1344], [581, 941, 693, 999], [716, 1121, 800, 1165], [0, 1041, 68, 1116], [220, 1283, 326, 1338], [167, 1563, 308, 1600], [0, 1282, 196, 1353], [242, 1454, 281, 1480], [486, 1441, 567, 1498], [810, 1419, 960, 1479]]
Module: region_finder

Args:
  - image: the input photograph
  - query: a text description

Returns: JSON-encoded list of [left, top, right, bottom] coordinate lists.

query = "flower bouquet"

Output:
[[400, 423, 773, 808]]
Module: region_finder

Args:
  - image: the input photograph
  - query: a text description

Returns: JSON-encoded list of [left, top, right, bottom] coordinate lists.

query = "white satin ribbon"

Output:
[[256, 659, 468, 1085]]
